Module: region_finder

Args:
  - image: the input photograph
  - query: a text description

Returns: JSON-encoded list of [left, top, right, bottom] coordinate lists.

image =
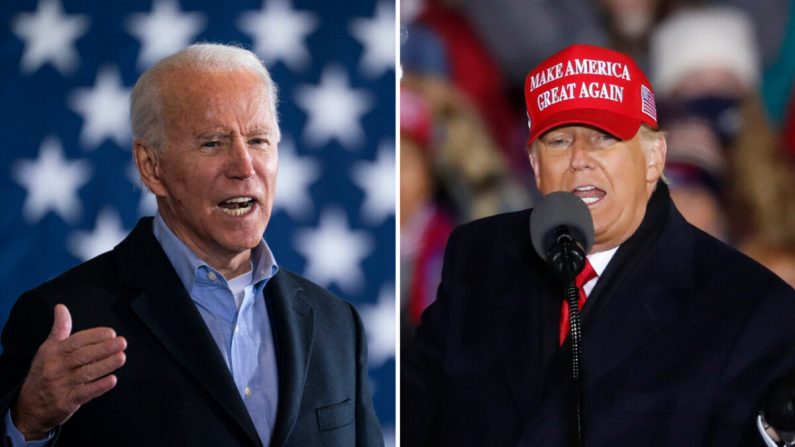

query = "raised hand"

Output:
[[11, 304, 127, 440]]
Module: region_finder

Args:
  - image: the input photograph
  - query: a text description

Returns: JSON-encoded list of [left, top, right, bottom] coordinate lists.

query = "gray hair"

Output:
[[638, 125, 669, 185], [130, 43, 280, 150]]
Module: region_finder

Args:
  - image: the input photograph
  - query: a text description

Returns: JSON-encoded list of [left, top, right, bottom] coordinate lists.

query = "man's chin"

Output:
[[214, 222, 265, 245], [227, 231, 264, 248]]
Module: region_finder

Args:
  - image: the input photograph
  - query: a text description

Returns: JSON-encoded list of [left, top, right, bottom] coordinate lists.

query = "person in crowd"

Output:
[[651, 5, 795, 271], [400, 88, 454, 345], [659, 102, 729, 241]]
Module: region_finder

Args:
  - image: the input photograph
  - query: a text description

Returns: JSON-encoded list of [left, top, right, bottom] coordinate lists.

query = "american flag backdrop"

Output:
[[0, 0, 396, 442]]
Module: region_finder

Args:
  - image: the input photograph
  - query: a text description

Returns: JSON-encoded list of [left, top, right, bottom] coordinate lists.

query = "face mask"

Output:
[[681, 95, 742, 149]]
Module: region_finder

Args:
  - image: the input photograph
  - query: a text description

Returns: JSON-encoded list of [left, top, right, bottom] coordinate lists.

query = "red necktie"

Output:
[[559, 259, 597, 345]]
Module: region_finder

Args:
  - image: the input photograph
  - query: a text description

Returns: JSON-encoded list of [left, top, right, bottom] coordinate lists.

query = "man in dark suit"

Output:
[[402, 44, 795, 446], [0, 43, 383, 446]]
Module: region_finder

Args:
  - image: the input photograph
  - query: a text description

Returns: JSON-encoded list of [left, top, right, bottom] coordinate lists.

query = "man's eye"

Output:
[[201, 141, 220, 148], [249, 138, 268, 146], [597, 134, 617, 143], [546, 137, 570, 147]]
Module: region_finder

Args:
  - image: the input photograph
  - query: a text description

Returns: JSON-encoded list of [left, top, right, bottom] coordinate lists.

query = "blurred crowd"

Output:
[[399, 0, 795, 342]]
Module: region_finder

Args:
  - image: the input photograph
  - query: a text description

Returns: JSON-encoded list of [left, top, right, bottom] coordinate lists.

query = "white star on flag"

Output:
[[237, 0, 318, 71], [294, 66, 373, 150], [351, 140, 395, 224], [12, 136, 91, 224], [274, 138, 320, 220], [125, 0, 206, 70], [349, 1, 396, 78], [69, 65, 132, 150], [359, 284, 396, 367], [11, 0, 89, 75], [294, 207, 374, 293], [68, 207, 128, 261]]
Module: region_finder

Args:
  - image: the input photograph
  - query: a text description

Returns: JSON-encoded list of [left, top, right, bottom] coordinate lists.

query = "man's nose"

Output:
[[226, 139, 255, 179], [569, 140, 593, 171]]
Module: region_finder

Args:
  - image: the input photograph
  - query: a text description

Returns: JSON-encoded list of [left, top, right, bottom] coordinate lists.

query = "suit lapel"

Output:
[[116, 218, 261, 446], [581, 207, 695, 385], [581, 268, 683, 384], [265, 271, 315, 447]]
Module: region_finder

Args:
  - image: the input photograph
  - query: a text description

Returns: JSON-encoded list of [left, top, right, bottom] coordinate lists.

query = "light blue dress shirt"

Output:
[[5, 213, 280, 446], [152, 213, 280, 445]]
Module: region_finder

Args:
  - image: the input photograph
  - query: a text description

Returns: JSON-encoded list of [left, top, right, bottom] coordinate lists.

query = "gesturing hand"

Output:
[[11, 304, 127, 440]]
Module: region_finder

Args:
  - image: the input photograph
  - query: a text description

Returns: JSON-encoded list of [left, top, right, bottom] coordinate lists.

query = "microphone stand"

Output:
[[550, 227, 586, 447]]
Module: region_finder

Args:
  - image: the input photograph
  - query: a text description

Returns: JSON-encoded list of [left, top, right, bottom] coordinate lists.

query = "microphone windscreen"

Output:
[[530, 191, 595, 260]]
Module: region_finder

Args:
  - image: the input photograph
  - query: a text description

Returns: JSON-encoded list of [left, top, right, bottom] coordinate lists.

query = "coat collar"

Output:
[[114, 218, 315, 446], [579, 182, 695, 384], [516, 183, 695, 387]]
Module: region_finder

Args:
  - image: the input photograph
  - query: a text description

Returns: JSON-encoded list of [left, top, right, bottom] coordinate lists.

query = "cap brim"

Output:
[[527, 108, 648, 145]]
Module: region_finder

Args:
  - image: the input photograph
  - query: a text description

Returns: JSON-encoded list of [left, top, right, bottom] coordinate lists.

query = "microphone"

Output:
[[529, 191, 595, 447], [530, 191, 595, 278]]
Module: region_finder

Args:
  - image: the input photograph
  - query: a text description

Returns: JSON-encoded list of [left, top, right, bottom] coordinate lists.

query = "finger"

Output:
[[71, 351, 126, 386], [48, 304, 72, 342], [69, 374, 119, 407], [65, 336, 127, 369], [60, 327, 118, 353]]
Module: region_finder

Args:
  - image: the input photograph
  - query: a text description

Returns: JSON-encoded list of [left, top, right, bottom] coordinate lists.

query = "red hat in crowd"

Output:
[[525, 44, 658, 145]]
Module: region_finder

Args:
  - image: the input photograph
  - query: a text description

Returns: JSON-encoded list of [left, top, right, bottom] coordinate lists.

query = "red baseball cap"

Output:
[[525, 44, 658, 145]]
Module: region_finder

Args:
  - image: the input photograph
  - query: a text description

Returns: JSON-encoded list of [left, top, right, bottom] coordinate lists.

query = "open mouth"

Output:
[[572, 185, 605, 205], [218, 197, 256, 216]]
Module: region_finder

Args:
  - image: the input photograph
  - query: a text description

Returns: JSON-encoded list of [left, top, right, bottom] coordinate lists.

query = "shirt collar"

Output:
[[152, 212, 279, 292], [587, 246, 618, 277]]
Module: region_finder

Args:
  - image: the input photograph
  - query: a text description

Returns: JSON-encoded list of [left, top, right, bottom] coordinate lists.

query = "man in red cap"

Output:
[[402, 44, 795, 446]]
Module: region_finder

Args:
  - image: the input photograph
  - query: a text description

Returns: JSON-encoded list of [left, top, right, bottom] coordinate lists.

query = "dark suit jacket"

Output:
[[0, 218, 383, 446], [403, 186, 795, 446]]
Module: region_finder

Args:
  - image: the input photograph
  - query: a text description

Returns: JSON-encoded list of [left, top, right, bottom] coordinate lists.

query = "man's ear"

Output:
[[133, 139, 166, 197], [645, 135, 667, 183]]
